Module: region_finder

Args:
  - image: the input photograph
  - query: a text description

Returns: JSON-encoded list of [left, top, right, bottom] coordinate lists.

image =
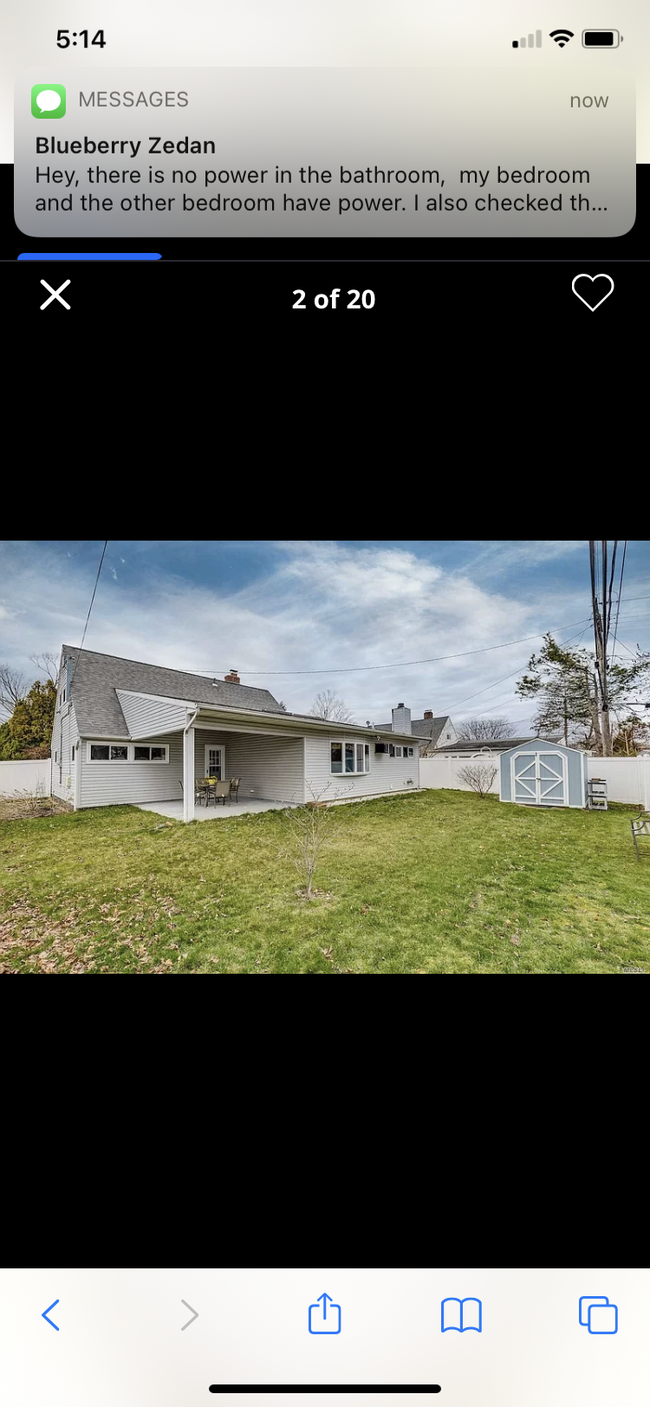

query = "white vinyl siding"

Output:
[[116, 690, 189, 738], [307, 734, 419, 800], [78, 732, 182, 808], [194, 729, 305, 803], [52, 700, 78, 803]]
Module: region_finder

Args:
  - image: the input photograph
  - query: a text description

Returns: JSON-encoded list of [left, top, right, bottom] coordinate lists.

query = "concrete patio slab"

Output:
[[136, 798, 299, 821]]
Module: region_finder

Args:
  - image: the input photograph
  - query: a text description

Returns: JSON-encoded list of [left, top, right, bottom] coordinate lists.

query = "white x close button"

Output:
[[40, 278, 71, 310]]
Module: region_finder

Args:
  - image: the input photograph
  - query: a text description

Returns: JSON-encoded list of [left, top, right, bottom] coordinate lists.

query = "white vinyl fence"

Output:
[[0, 759, 51, 797], [420, 754, 500, 794], [419, 751, 650, 807], [586, 756, 650, 808]]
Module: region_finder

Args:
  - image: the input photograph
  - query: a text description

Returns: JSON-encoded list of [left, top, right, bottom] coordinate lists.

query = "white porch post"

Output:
[[183, 724, 195, 822]]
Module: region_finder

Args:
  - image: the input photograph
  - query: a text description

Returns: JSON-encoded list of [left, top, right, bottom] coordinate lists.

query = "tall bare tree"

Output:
[[456, 716, 513, 741], [310, 689, 354, 723], [29, 651, 59, 682], [0, 663, 28, 716]]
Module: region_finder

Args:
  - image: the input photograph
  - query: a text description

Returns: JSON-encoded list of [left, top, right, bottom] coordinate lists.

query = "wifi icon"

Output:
[[550, 28, 574, 45]]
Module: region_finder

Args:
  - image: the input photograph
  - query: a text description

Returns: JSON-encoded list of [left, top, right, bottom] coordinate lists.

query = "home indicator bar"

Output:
[[209, 1389, 442, 1395]]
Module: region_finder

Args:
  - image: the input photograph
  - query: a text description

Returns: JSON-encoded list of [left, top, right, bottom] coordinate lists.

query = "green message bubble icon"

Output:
[[31, 84, 66, 118]]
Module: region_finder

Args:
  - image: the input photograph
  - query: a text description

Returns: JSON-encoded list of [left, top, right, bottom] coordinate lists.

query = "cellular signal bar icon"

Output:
[[512, 30, 542, 47]]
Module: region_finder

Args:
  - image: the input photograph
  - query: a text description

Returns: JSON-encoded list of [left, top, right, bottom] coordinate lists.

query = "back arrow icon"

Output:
[[181, 1300, 199, 1330], [42, 1300, 60, 1330]]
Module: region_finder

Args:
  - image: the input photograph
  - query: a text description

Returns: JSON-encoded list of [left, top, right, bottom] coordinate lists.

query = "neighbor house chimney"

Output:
[[391, 703, 411, 734], [224, 668, 240, 683], [424, 710, 433, 720]]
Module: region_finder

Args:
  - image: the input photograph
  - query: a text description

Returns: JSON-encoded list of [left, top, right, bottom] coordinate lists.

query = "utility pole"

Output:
[[588, 539, 613, 756]]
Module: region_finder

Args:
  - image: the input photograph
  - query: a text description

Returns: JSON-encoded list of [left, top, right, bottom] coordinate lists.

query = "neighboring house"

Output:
[[50, 646, 421, 821], [374, 704, 456, 756]]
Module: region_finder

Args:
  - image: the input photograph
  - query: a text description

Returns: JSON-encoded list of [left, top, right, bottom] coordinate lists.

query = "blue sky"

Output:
[[0, 540, 648, 731]]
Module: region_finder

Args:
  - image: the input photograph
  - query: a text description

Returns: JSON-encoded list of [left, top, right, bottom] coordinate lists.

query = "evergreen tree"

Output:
[[516, 633, 649, 754], [0, 678, 56, 759]]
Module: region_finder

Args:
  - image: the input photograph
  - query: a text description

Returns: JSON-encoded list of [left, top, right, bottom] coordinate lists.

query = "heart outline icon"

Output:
[[571, 273, 615, 311]]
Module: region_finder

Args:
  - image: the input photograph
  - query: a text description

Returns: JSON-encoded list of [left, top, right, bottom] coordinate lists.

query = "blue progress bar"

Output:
[[17, 252, 161, 260]]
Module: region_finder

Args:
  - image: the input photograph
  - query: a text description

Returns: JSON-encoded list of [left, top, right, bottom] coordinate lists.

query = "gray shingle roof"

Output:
[[62, 645, 284, 737], [436, 737, 537, 753], [375, 715, 452, 746]]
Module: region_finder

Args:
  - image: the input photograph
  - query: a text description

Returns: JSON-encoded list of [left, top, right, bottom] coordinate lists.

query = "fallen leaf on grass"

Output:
[[360, 905, 371, 914], [322, 946, 334, 960], [510, 936, 521, 946], [208, 956, 221, 964]]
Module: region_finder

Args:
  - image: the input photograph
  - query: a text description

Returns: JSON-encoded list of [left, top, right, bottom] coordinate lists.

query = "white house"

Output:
[[374, 704, 456, 755], [50, 646, 421, 821]]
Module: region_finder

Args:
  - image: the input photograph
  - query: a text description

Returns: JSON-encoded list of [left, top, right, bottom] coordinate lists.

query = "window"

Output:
[[389, 744, 395, 756], [407, 747, 414, 757], [71, 745, 75, 761], [134, 745, 168, 762], [54, 750, 58, 763], [330, 740, 370, 775], [395, 745, 403, 757], [61, 687, 66, 704], [87, 742, 169, 763]]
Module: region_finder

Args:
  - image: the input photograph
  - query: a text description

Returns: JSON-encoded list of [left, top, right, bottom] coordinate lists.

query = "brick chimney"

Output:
[[224, 668, 240, 683], [424, 710, 433, 720], [392, 703, 411, 734]]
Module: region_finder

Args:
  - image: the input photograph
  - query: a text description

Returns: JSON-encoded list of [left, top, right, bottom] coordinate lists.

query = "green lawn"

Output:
[[0, 790, 648, 973]]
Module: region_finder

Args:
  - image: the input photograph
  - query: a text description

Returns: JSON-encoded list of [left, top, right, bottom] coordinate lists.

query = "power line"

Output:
[[191, 615, 599, 677], [68, 540, 108, 692], [433, 623, 592, 715], [610, 540, 628, 666]]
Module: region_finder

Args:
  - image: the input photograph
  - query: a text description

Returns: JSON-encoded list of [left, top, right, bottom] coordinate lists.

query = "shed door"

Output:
[[537, 752, 566, 805], [512, 751, 566, 805]]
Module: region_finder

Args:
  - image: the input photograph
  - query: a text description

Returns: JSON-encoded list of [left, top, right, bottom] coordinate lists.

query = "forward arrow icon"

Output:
[[181, 1300, 199, 1330]]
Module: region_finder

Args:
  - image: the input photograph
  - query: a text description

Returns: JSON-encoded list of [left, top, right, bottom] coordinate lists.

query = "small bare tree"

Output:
[[280, 783, 343, 899], [458, 763, 498, 798], [456, 716, 513, 741], [0, 662, 28, 715], [310, 690, 354, 723]]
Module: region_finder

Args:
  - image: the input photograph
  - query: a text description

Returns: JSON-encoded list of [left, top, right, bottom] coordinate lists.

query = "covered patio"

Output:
[[137, 798, 299, 821]]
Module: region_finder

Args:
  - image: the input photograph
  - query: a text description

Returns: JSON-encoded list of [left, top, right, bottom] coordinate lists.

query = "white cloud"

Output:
[[0, 540, 644, 736]]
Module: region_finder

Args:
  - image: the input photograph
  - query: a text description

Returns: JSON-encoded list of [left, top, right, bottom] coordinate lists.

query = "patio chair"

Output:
[[229, 776, 241, 802], [631, 809, 650, 860], [213, 779, 231, 805]]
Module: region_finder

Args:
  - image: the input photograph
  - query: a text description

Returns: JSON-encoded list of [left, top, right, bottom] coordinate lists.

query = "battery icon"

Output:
[[582, 29, 622, 46]]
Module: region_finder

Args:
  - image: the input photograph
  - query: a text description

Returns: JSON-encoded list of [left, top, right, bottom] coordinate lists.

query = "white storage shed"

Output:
[[499, 739, 589, 809]]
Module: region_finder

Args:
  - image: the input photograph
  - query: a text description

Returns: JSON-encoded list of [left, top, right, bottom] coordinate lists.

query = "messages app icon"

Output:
[[31, 85, 66, 117]]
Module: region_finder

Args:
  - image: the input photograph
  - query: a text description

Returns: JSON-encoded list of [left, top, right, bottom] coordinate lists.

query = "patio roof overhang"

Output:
[[115, 688, 418, 744]]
